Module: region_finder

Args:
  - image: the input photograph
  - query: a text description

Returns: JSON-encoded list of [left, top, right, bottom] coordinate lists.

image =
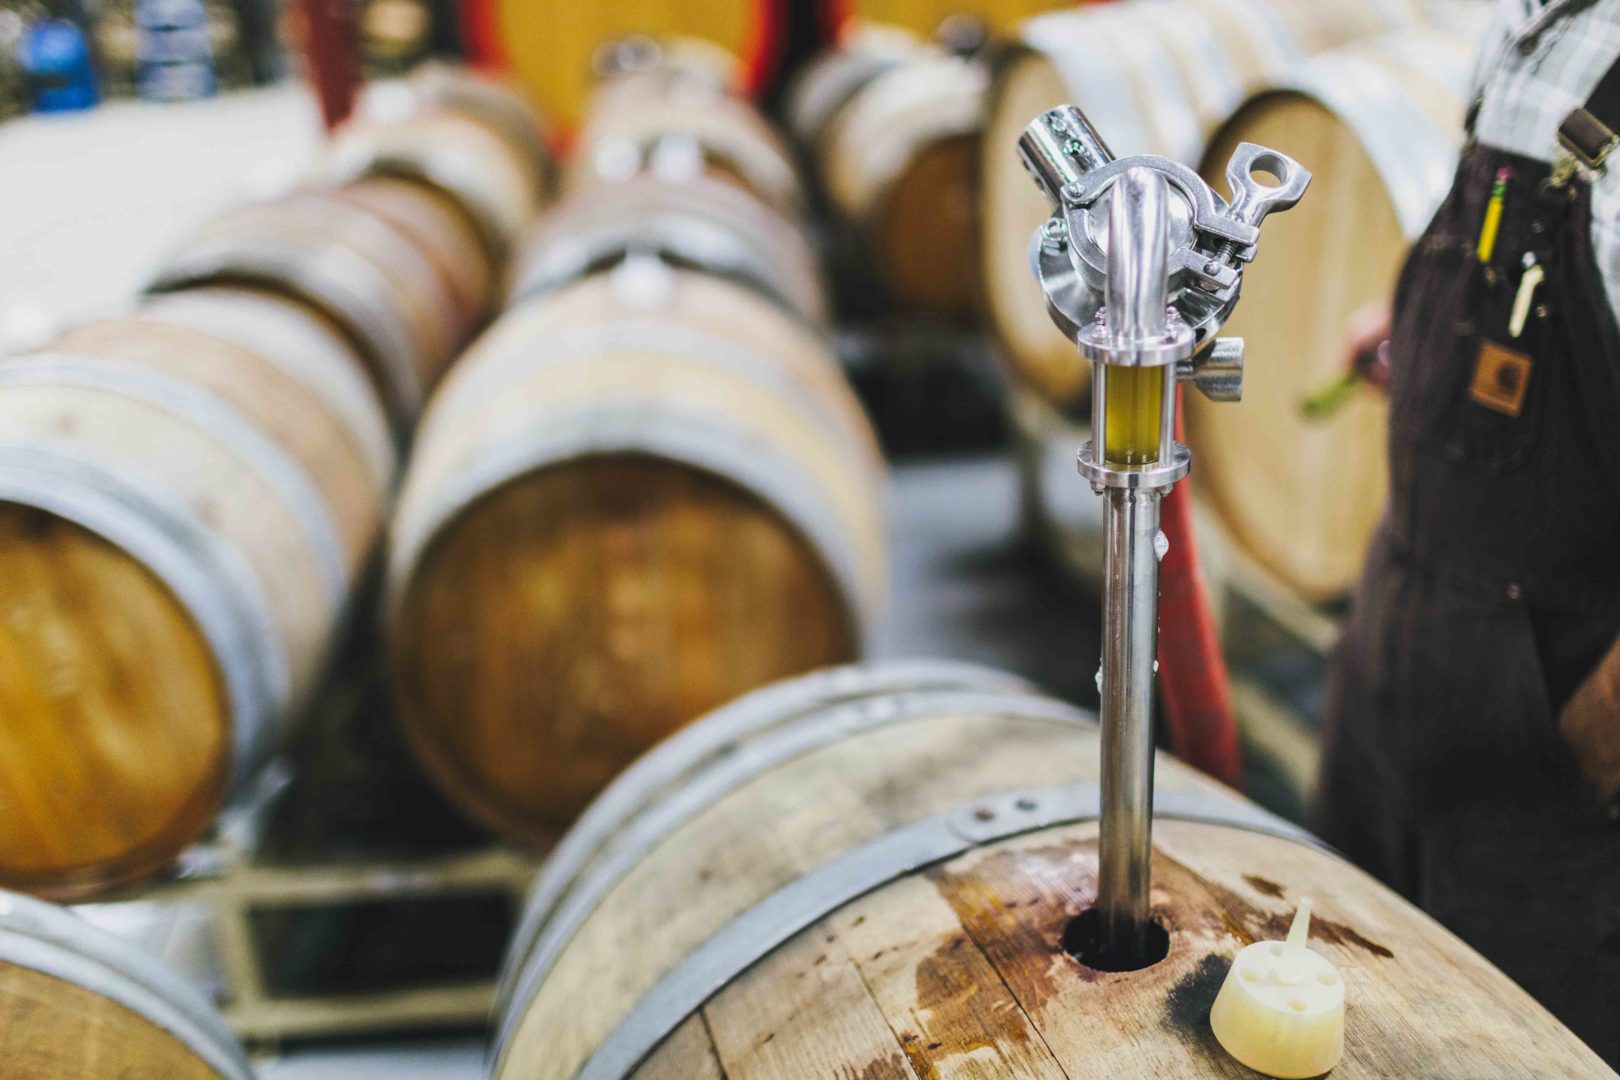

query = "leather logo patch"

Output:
[[1470, 340, 1533, 417]]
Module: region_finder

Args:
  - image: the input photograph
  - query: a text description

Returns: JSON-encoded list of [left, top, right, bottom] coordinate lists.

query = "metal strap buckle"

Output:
[[1557, 106, 1619, 172]]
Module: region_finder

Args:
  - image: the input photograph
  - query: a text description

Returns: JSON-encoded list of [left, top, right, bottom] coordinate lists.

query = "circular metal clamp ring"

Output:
[[1078, 441, 1191, 491]]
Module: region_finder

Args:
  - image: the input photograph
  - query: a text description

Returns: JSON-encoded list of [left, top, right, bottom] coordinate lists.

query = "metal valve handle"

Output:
[[1020, 105, 1311, 377]]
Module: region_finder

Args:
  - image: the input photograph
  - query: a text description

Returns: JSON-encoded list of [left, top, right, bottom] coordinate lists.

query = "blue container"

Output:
[[134, 0, 217, 102], [18, 17, 100, 112]]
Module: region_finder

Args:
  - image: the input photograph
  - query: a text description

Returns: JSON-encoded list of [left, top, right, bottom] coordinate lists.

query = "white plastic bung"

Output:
[[1210, 898, 1346, 1078]]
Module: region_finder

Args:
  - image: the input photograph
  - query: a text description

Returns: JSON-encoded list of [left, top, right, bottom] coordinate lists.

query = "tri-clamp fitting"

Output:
[[1017, 104, 1309, 963]]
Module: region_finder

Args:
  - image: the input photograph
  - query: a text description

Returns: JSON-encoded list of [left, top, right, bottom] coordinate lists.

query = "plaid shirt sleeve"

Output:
[[1469, 0, 1620, 329]]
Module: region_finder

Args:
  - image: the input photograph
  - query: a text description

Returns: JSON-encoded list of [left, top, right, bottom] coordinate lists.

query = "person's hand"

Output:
[[1559, 655, 1620, 804], [1343, 302, 1392, 392]]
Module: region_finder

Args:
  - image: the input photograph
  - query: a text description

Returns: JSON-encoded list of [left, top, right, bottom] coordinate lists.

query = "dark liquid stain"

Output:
[[1164, 953, 1231, 1035], [1311, 917, 1395, 960], [839, 1051, 913, 1080], [1243, 874, 1287, 899], [905, 932, 1032, 1079], [1200, 876, 1396, 961]]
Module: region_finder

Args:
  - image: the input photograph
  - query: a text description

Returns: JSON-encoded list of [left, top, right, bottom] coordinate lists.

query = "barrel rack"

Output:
[[74, 763, 547, 1045]]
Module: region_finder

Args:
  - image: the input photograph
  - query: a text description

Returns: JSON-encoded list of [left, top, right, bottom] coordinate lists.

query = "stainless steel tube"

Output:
[[1098, 485, 1162, 958], [1104, 167, 1170, 348], [1018, 105, 1114, 205], [1093, 165, 1173, 960]]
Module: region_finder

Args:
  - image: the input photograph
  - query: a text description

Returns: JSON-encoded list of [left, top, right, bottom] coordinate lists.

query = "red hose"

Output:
[[1156, 390, 1244, 789], [299, 0, 362, 132]]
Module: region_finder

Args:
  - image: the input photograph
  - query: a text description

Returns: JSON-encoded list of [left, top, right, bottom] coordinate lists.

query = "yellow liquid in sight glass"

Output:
[[1103, 365, 1165, 465]]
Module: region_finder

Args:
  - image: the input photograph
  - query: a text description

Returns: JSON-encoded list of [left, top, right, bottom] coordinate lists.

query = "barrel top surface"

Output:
[[493, 661, 1611, 1079], [627, 818, 1615, 1079], [0, 889, 253, 1080], [499, 659, 1043, 998]]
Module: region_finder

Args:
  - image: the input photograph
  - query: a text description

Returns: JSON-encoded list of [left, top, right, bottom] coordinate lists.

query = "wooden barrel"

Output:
[[0, 304, 390, 897], [491, 660, 1614, 1079], [820, 47, 988, 319], [327, 101, 545, 263], [407, 61, 553, 193], [507, 171, 828, 326], [385, 265, 887, 839], [147, 184, 477, 423], [458, 0, 776, 132], [0, 889, 252, 1078], [325, 175, 495, 328], [980, 0, 1421, 409], [1187, 28, 1478, 601], [569, 68, 806, 219], [137, 285, 397, 497], [782, 23, 920, 153]]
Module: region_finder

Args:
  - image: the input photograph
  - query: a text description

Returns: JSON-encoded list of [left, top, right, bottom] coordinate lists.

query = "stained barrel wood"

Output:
[[147, 185, 480, 423], [1187, 28, 1479, 601], [386, 266, 886, 839], [980, 0, 1421, 408], [508, 170, 827, 325], [0, 300, 391, 898], [492, 660, 1614, 1079], [820, 46, 988, 319], [0, 888, 252, 1079]]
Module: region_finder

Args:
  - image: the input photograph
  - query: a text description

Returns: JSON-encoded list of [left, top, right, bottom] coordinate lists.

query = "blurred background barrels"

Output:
[[808, 20, 989, 321], [0, 68, 549, 899], [0, 292, 392, 898], [1186, 26, 1479, 600], [0, 888, 253, 1078], [979, 0, 1423, 409], [509, 169, 829, 325], [146, 185, 478, 423], [491, 660, 1611, 1079], [331, 65, 553, 263], [569, 39, 808, 218], [385, 262, 887, 838]]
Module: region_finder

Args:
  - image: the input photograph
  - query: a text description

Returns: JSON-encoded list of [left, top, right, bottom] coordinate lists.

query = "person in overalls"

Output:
[[1315, 3, 1620, 1065]]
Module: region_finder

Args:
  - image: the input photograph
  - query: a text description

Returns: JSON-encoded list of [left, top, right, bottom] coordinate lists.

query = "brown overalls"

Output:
[[1314, 58, 1620, 1066]]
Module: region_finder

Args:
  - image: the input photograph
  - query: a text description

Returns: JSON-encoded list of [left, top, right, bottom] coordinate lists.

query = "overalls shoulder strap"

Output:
[[1558, 49, 1620, 172]]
